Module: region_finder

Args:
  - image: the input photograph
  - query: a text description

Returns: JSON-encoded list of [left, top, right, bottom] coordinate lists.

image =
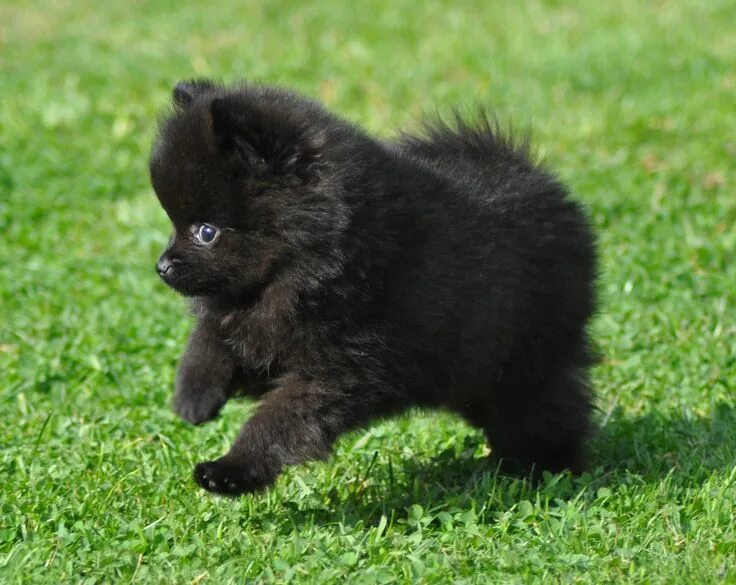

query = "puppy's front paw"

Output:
[[193, 457, 278, 495], [172, 388, 226, 425]]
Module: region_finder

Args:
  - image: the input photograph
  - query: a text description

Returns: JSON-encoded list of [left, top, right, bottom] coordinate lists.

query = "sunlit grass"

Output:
[[1, 0, 735, 582]]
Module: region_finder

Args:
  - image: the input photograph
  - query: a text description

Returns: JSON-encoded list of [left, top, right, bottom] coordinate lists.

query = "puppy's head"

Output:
[[150, 80, 346, 298]]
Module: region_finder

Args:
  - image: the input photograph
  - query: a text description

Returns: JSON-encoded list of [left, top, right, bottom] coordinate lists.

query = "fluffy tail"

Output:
[[396, 109, 534, 167]]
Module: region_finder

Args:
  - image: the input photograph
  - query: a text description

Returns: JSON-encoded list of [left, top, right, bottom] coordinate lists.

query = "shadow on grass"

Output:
[[271, 401, 735, 528], [592, 400, 735, 480]]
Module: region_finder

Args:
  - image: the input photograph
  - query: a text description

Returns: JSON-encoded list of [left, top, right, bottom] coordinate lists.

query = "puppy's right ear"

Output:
[[210, 96, 325, 179], [172, 79, 214, 108], [209, 96, 264, 167]]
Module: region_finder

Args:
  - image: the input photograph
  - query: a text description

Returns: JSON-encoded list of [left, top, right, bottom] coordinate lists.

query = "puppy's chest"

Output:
[[216, 307, 296, 370]]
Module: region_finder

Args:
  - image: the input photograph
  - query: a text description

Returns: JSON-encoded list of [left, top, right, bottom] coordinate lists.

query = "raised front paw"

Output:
[[193, 457, 279, 495], [172, 387, 227, 425]]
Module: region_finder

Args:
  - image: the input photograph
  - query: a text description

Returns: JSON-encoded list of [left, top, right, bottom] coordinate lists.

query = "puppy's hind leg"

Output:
[[483, 364, 593, 477]]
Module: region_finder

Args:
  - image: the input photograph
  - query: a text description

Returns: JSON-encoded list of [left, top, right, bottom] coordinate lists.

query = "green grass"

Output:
[[1, 0, 735, 582]]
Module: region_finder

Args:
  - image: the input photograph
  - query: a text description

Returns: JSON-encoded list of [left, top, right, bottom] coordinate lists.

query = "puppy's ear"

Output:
[[210, 97, 264, 167], [172, 79, 214, 108], [210, 97, 325, 179]]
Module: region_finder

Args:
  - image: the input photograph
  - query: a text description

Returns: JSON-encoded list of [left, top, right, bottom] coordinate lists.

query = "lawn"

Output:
[[1, 0, 735, 582]]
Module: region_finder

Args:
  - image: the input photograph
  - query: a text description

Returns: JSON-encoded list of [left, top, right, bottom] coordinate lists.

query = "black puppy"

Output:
[[150, 80, 597, 495]]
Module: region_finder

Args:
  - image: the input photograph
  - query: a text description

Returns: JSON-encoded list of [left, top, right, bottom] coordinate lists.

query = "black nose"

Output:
[[156, 256, 177, 276]]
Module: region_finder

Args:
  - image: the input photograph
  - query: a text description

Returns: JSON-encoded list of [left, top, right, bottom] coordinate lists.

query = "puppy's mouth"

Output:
[[156, 264, 178, 288], [156, 266, 185, 293], [155, 260, 208, 297]]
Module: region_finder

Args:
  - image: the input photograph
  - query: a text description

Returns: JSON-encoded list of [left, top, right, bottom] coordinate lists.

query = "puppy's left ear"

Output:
[[172, 79, 215, 108], [210, 97, 325, 180]]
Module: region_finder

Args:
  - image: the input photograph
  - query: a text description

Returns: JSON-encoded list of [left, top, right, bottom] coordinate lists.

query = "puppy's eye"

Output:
[[195, 223, 219, 244]]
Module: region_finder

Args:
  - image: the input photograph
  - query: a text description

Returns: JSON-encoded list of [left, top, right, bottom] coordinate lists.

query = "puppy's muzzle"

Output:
[[156, 255, 180, 277]]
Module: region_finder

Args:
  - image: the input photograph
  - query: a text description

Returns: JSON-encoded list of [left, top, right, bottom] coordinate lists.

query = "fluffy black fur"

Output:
[[149, 80, 597, 495]]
